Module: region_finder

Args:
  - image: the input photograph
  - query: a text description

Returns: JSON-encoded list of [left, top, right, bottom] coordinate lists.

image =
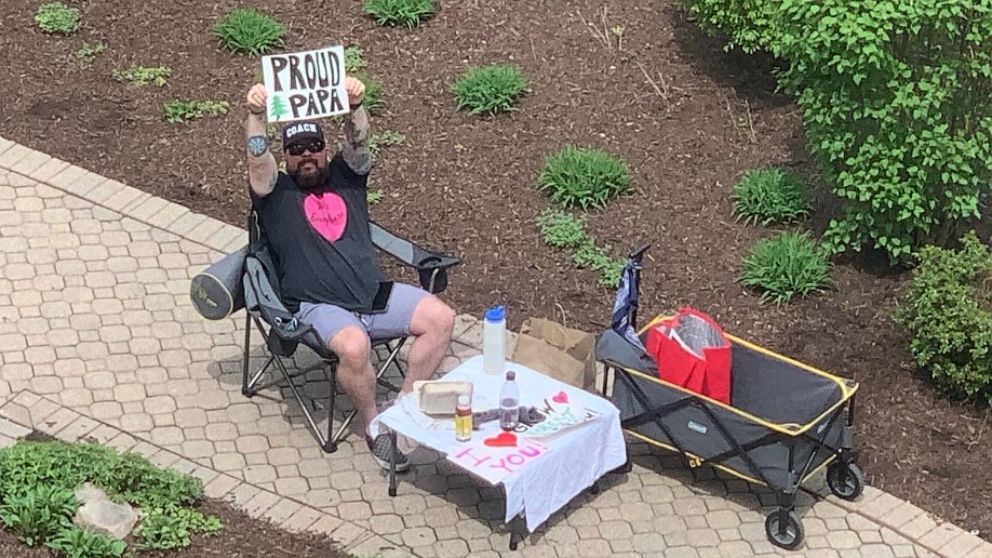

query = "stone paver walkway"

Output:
[[1, 136, 989, 558]]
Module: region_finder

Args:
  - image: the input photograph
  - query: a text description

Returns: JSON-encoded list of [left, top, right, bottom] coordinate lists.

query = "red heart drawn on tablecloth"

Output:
[[552, 391, 569, 404], [483, 432, 517, 447]]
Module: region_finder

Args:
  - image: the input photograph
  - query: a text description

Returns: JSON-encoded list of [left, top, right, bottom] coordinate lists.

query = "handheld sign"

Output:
[[261, 46, 350, 122]]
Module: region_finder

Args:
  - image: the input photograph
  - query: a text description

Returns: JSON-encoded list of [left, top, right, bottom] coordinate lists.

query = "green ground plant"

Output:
[[369, 130, 405, 160], [164, 100, 229, 123], [355, 73, 385, 114], [366, 190, 384, 205], [536, 209, 623, 287], [0, 485, 75, 546], [214, 8, 285, 56], [451, 64, 528, 115], [75, 42, 106, 63], [114, 65, 171, 87], [35, 2, 81, 34], [538, 146, 631, 209], [896, 231, 992, 407], [731, 167, 811, 226], [739, 231, 830, 303], [772, 0, 992, 264], [0, 440, 222, 554], [46, 526, 126, 558], [363, 0, 436, 28], [345, 46, 367, 73]]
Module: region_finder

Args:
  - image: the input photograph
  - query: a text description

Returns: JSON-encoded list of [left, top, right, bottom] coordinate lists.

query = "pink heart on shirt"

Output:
[[303, 192, 348, 242]]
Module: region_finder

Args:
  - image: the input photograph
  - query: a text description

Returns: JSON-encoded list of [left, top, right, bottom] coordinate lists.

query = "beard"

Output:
[[290, 158, 327, 189]]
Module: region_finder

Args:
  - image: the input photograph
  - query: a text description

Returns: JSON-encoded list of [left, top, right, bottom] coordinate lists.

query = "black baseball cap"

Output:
[[281, 121, 325, 149]]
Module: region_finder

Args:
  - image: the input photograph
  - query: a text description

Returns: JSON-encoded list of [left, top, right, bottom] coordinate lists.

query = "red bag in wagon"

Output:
[[644, 307, 732, 404]]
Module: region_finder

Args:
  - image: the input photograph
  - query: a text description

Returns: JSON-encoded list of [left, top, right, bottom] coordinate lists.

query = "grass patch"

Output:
[[163, 100, 229, 123], [363, 0, 436, 28], [75, 42, 106, 63], [537, 209, 623, 287], [451, 64, 527, 115], [345, 46, 367, 73], [0, 439, 221, 554], [114, 65, 171, 87], [35, 2, 81, 34], [354, 73, 385, 114], [739, 232, 830, 303], [369, 130, 405, 160], [732, 168, 812, 226], [214, 8, 285, 56], [538, 146, 631, 209]]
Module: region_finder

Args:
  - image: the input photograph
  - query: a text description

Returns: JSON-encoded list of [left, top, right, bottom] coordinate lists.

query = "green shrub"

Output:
[[114, 65, 171, 87], [369, 130, 405, 161], [772, 0, 992, 264], [214, 8, 285, 56], [35, 2, 81, 34], [0, 486, 75, 546], [0, 440, 219, 552], [680, 0, 776, 53], [46, 527, 126, 558], [538, 146, 631, 209], [452, 64, 528, 115], [345, 46, 367, 73], [731, 167, 811, 226], [739, 232, 830, 303], [135, 506, 222, 551], [366, 190, 384, 205], [363, 0, 436, 27], [75, 42, 106, 62], [896, 232, 992, 406], [537, 209, 588, 249], [163, 100, 229, 123]]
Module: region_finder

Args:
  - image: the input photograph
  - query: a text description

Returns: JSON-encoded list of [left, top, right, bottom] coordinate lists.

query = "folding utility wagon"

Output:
[[597, 251, 865, 550]]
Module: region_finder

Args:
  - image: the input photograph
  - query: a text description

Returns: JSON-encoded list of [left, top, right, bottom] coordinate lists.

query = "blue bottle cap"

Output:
[[485, 305, 505, 322]]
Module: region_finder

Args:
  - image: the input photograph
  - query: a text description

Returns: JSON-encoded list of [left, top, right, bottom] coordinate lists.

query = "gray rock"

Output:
[[74, 495, 139, 540], [74, 482, 106, 505]]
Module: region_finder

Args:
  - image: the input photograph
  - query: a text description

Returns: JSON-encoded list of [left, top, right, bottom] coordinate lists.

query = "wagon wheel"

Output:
[[765, 510, 804, 550], [827, 462, 865, 500]]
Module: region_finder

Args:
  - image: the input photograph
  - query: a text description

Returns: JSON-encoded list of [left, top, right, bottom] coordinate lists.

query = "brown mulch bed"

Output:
[[0, 0, 989, 541], [0, 498, 349, 558]]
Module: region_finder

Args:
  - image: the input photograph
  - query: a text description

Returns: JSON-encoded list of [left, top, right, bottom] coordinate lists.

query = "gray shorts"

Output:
[[295, 283, 430, 346]]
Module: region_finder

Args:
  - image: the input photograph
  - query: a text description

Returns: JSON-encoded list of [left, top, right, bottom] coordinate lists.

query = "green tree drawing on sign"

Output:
[[270, 94, 289, 120]]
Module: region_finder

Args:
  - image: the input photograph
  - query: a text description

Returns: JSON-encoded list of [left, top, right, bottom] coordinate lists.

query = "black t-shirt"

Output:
[[251, 153, 385, 313]]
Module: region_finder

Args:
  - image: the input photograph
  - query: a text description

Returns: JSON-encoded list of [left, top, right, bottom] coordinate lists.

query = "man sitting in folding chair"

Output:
[[243, 79, 456, 471]]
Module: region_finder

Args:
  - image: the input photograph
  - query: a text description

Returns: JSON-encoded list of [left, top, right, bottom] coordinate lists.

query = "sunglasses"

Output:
[[286, 140, 325, 156]]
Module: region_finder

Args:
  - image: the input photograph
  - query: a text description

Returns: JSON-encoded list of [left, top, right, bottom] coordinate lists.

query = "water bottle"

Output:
[[483, 305, 506, 376], [499, 371, 520, 431]]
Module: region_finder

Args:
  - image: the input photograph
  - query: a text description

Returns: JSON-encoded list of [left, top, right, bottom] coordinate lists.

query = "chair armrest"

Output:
[[369, 221, 460, 294]]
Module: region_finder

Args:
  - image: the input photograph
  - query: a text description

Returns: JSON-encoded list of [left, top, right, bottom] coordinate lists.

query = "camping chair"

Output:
[[191, 210, 459, 453]]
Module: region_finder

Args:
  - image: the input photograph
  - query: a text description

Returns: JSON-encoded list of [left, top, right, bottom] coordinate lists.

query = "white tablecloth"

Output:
[[374, 355, 627, 532]]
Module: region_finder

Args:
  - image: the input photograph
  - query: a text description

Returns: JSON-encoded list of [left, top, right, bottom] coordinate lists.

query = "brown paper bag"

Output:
[[511, 318, 597, 390]]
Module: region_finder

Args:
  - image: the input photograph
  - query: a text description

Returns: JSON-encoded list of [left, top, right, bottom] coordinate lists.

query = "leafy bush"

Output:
[[537, 209, 588, 249], [35, 2, 81, 34], [75, 42, 106, 62], [772, 0, 992, 264], [739, 232, 830, 303], [114, 65, 171, 87], [369, 130, 405, 160], [46, 527, 126, 558], [680, 0, 776, 53], [135, 506, 222, 551], [452, 64, 528, 115], [345, 46, 367, 73], [0, 486, 75, 546], [896, 232, 992, 406], [538, 146, 631, 209], [366, 190, 384, 205], [363, 0, 436, 27], [214, 8, 285, 56], [163, 100, 229, 123], [0, 440, 220, 552], [732, 167, 811, 226]]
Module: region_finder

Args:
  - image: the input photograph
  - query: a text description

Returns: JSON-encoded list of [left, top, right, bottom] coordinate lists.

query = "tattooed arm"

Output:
[[245, 84, 279, 197], [341, 77, 372, 176]]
